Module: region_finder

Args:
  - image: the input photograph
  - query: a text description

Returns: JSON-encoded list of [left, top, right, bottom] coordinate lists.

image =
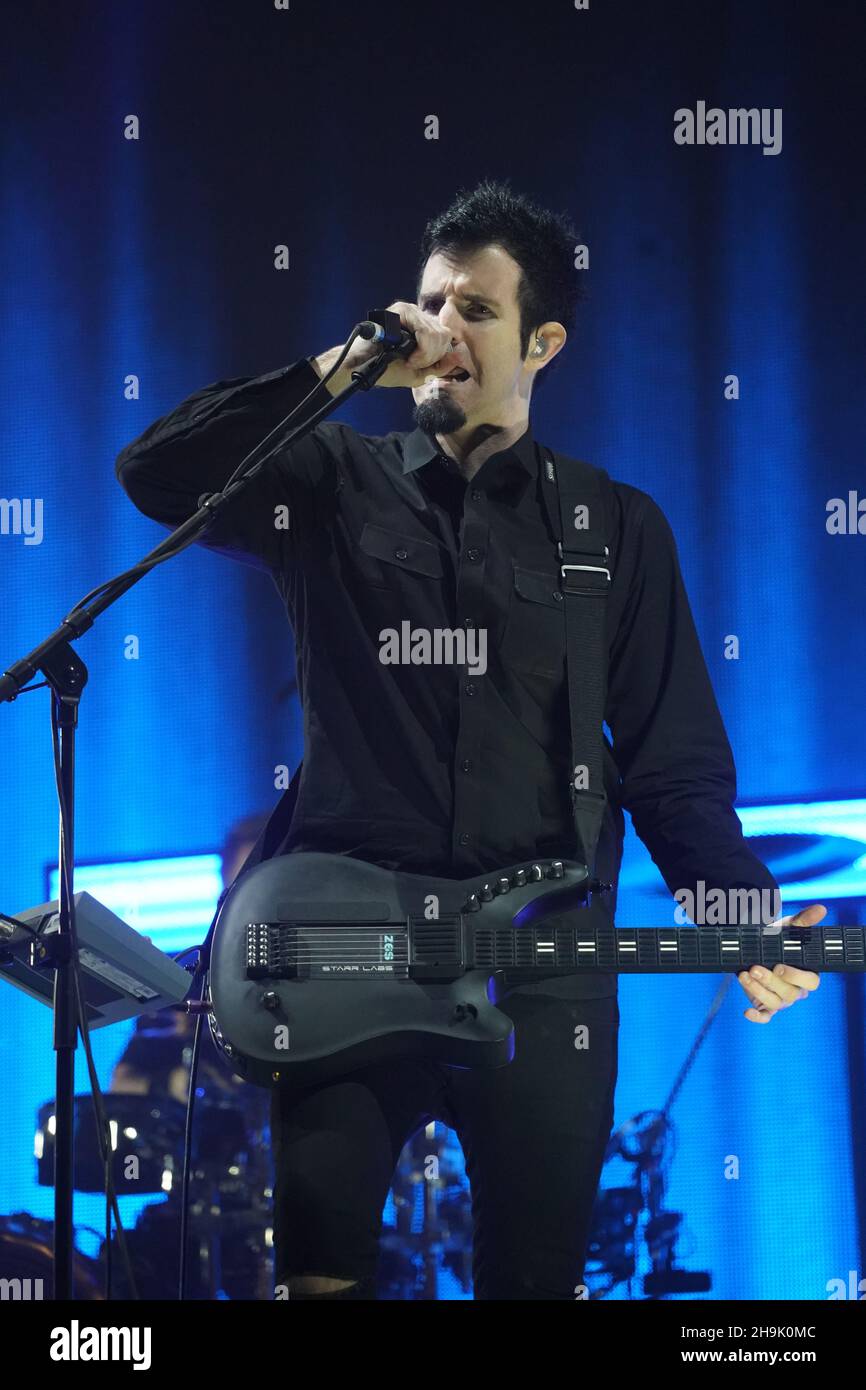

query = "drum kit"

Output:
[[29, 1081, 274, 1300]]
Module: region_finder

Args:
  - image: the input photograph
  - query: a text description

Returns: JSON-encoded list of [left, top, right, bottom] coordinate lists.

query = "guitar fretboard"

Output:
[[468, 922, 866, 973]]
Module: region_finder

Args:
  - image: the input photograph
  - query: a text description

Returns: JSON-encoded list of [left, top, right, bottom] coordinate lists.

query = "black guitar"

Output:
[[206, 851, 864, 1087]]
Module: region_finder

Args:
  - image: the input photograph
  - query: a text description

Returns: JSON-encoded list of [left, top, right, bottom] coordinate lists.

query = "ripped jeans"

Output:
[[270, 988, 619, 1300]]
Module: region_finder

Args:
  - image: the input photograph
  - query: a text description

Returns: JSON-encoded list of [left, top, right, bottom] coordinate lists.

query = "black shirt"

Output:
[[115, 357, 780, 996]]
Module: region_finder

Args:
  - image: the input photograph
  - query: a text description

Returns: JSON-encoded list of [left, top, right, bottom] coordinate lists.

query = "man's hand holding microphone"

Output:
[[311, 301, 466, 395]]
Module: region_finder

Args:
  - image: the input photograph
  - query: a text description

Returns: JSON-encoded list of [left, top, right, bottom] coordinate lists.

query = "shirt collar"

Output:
[[401, 423, 538, 480]]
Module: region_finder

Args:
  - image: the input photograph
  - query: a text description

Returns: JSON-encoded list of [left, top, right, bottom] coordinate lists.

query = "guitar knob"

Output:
[[529, 864, 544, 881], [464, 893, 481, 912], [547, 861, 564, 879], [496, 877, 511, 894], [452, 1003, 478, 1023], [513, 868, 527, 887], [479, 883, 494, 901], [260, 991, 280, 1011]]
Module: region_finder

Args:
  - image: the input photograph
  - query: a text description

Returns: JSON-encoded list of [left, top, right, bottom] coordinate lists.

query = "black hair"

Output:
[[417, 178, 583, 391]]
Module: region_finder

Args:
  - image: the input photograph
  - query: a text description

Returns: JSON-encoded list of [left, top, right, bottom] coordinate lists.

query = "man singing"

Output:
[[116, 180, 821, 1300]]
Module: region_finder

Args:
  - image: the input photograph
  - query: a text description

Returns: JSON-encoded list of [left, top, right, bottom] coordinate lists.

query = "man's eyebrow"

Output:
[[419, 290, 501, 309]]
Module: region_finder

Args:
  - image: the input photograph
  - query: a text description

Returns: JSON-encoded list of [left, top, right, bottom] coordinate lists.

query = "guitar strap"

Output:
[[536, 443, 613, 877]]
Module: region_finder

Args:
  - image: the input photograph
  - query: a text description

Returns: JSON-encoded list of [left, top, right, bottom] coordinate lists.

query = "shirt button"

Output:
[[467, 547, 482, 561], [458, 832, 471, 846], [471, 489, 483, 501], [553, 590, 563, 601], [461, 758, 472, 772], [465, 682, 477, 696], [395, 547, 408, 560]]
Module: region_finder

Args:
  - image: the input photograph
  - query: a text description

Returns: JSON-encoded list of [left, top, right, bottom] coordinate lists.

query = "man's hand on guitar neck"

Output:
[[737, 902, 826, 1023]]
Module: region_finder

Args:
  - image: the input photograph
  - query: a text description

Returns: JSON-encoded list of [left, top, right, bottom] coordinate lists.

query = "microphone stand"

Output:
[[0, 324, 401, 1299]]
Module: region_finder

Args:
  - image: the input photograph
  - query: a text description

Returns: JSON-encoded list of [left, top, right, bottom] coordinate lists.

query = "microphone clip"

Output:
[[359, 308, 413, 356]]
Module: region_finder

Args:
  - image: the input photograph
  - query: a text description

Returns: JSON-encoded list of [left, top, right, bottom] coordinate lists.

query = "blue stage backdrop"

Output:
[[1, 0, 864, 1299]]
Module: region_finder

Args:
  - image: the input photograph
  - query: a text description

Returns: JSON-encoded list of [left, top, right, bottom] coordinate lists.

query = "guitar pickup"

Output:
[[407, 916, 464, 978]]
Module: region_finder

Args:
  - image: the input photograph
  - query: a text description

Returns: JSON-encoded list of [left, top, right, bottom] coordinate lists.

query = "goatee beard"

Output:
[[413, 396, 467, 438]]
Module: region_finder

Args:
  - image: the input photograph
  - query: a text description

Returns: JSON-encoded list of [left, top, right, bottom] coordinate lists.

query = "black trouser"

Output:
[[270, 988, 619, 1300]]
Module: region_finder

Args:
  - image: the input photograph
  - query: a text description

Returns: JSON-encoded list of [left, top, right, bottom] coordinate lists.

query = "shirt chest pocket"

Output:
[[502, 563, 566, 677], [358, 522, 447, 583], [354, 524, 451, 642]]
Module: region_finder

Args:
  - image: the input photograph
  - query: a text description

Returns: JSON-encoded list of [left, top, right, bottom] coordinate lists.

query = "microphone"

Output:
[[358, 308, 416, 358]]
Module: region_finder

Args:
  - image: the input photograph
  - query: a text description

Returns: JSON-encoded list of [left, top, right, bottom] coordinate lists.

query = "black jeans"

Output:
[[270, 988, 619, 1300]]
